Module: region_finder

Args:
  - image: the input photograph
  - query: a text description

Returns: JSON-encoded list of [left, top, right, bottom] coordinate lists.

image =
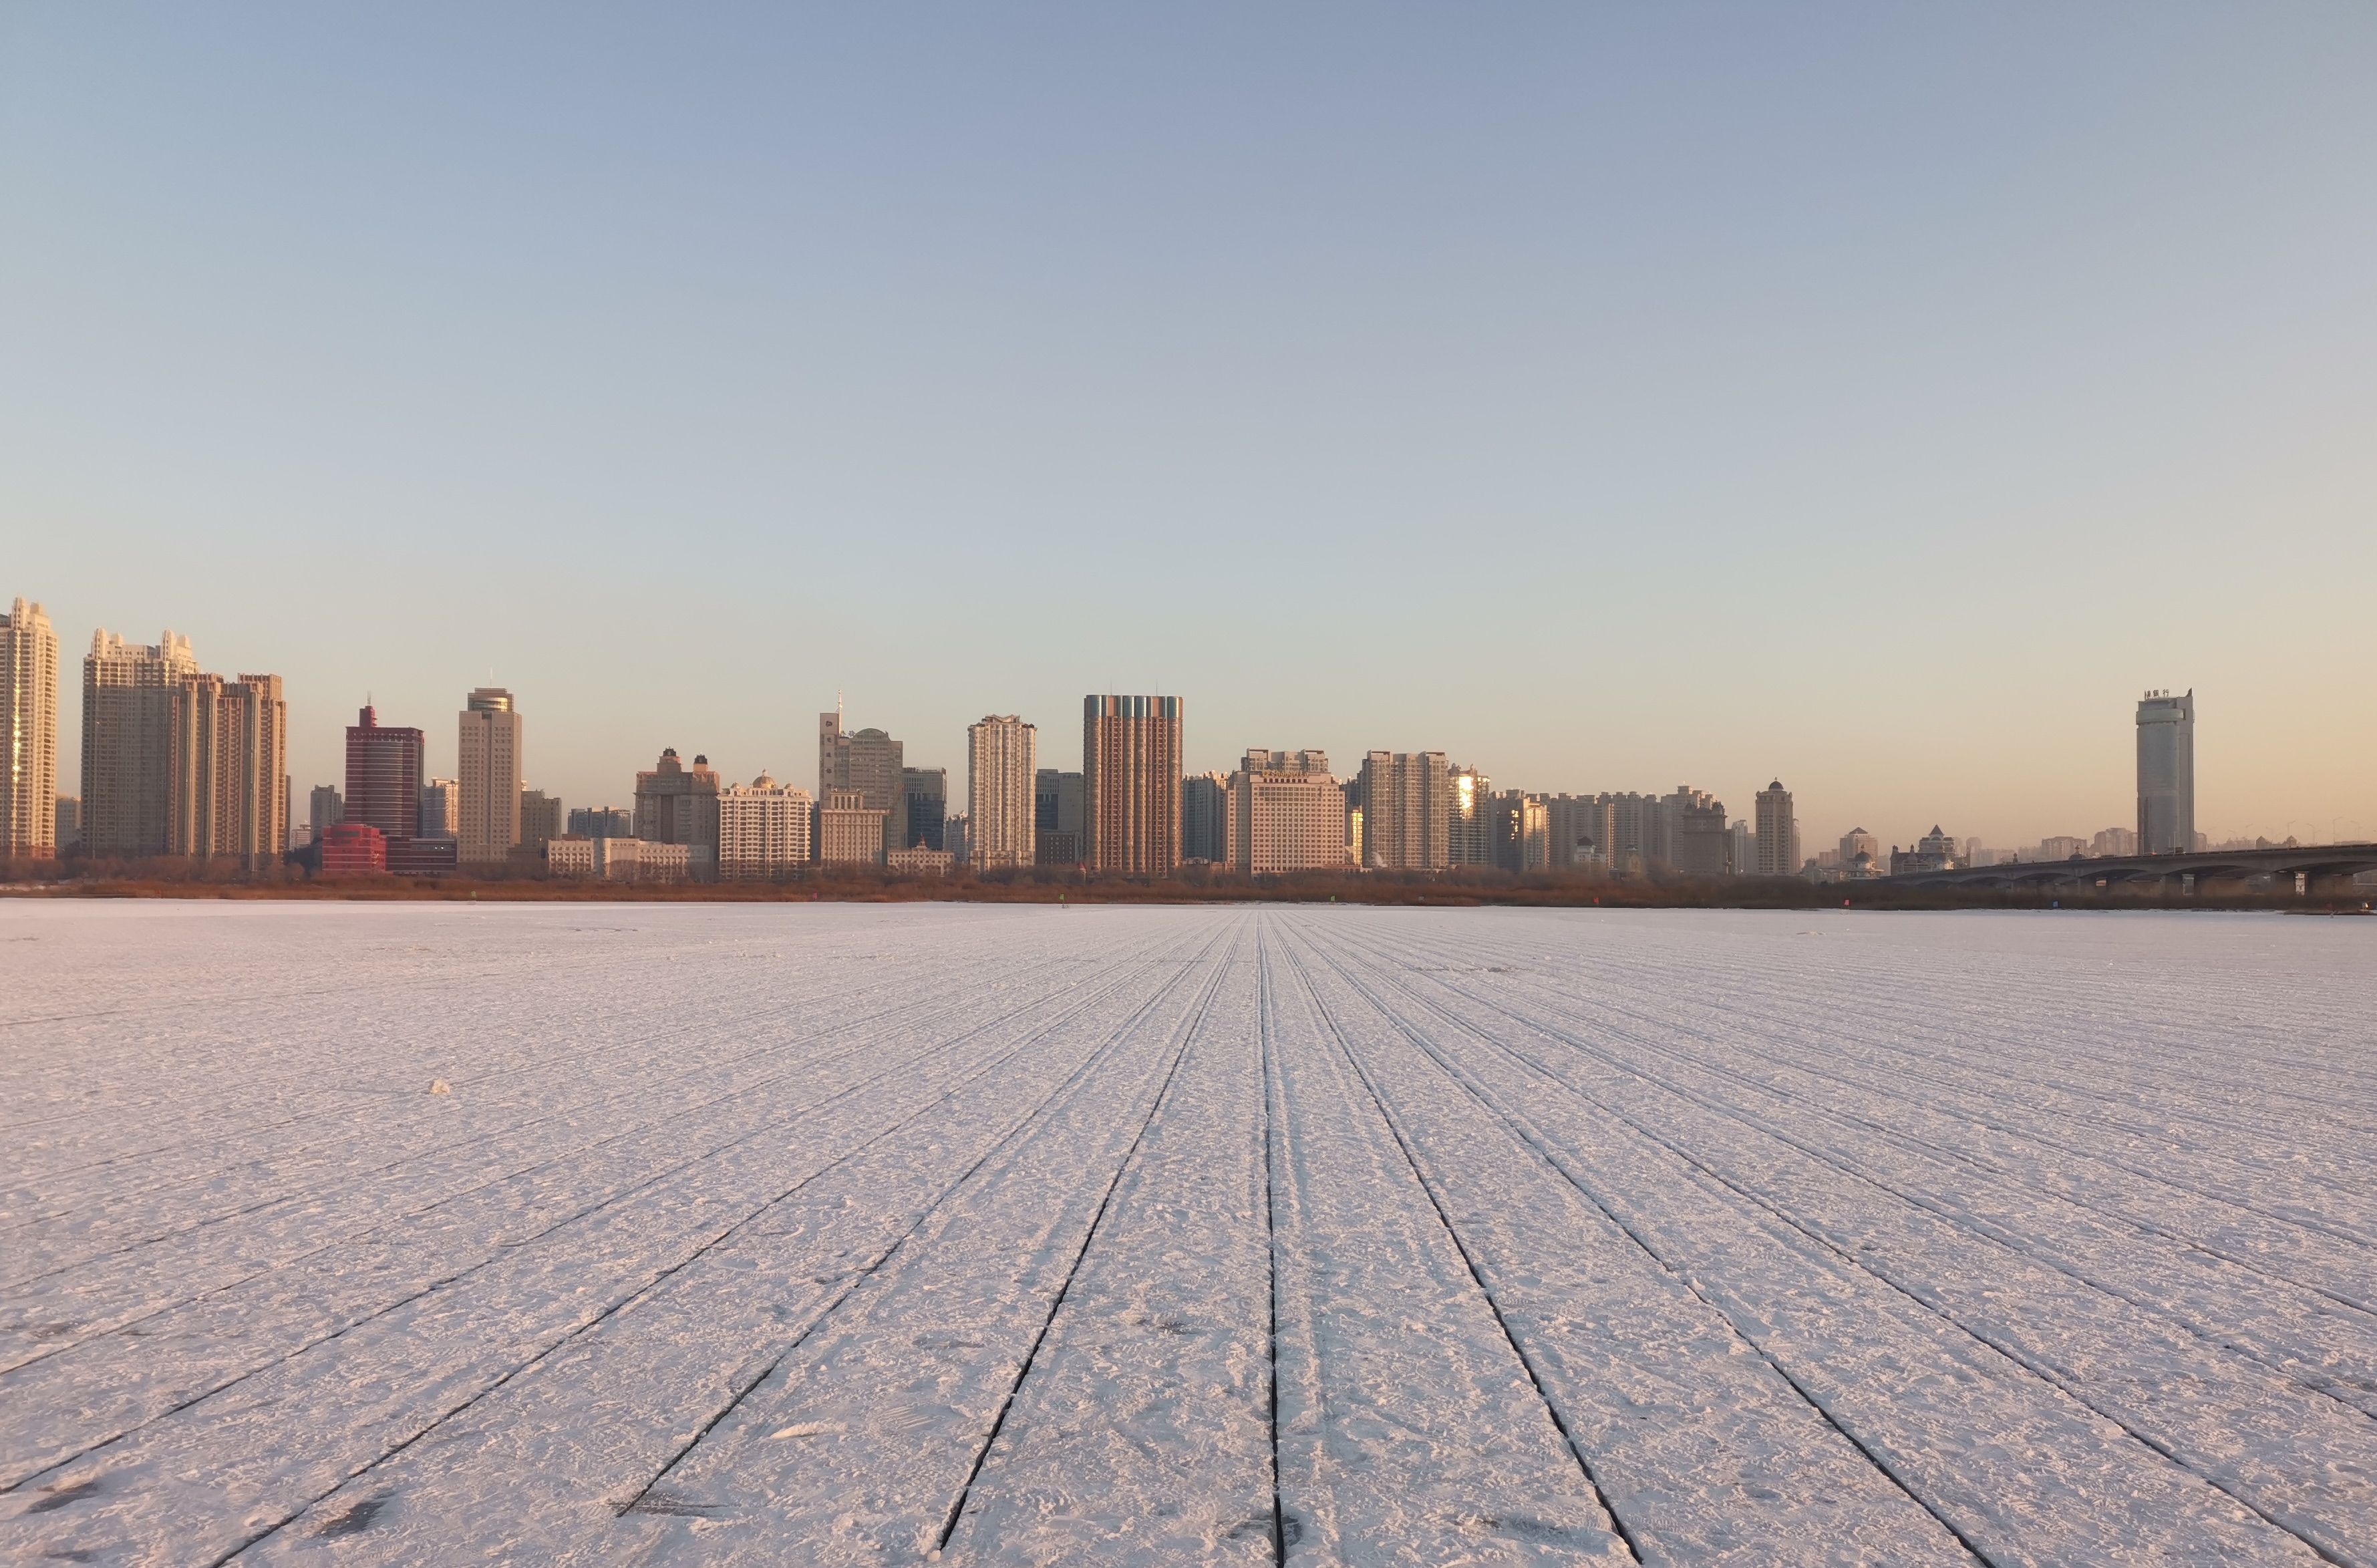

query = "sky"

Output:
[[4, 4, 2373, 854]]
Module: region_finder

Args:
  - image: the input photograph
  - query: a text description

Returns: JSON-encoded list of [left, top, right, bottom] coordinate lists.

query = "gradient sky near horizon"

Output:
[[5, 5, 2374, 853]]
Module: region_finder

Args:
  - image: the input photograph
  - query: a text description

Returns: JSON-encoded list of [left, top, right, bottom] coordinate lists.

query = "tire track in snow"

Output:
[[0, 926, 1221, 1515], [1304, 918, 2338, 1567]]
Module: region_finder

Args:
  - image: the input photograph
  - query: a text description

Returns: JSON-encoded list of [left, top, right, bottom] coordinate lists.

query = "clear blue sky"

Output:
[[5, 5, 2372, 851]]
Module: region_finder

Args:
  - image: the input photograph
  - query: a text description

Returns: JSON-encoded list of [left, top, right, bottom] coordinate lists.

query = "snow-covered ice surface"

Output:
[[2, 902, 2372, 1566]]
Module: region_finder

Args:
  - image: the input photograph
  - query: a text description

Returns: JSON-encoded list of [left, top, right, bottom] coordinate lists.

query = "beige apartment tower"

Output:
[[718, 774, 813, 879], [1229, 750, 1345, 874], [458, 688, 522, 865], [1082, 695, 1182, 874], [967, 715, 1038, 871], [1358, 751, 1450, 871], [1, 599, 59, 857], [166, 672, 288, 869], [82, 627, 200, 858]]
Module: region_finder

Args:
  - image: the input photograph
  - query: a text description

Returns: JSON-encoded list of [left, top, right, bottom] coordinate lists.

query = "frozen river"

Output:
[[2, 901, 2372, 1565]]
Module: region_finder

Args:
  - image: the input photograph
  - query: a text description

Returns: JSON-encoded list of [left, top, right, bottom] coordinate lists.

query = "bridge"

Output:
[[1885, 842, 2377, 893]]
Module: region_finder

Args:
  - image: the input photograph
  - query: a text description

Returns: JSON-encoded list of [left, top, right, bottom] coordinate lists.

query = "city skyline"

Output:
[[4, 599, 2368, 865], [5, 10, 2374, 854]]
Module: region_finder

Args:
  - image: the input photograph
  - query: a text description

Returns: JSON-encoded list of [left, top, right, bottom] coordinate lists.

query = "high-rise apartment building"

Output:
[[817, 788, 888, 866], [1489, 790, 1550, 873], [418, 778, 460, 839], [902, 768, 947, 851], [1, 599, 59, 857], [166, 672, 287, 869], [718, 773, 813, 879], [1839, 827, 1879, 867], [1447, 767, 1493, 867], [1663, 786, 1729, 877], [567, 806, 633, 840], [345, 705, 424, 843], [818, 711, 907, 856], [1230, 751, 1345, 874], [967, 716, 1037, 871], [54, 795, 82, 854], [1545, 794, 1609, 871], [458, 688, 522, 866], [519, 789, 563, 849], [1082, 695, 1182, 874], [309, 784, 345, 842], [1180, 772, 1229, 863], [2136, 689, 2195, 855], [1358, 752, 1450, 871], [634, 748, 720, 877], [1753, 780, 1798, 877], [83, 628, 200, 858], [1036, 768, 1085, 866], [2092, 826, 2138, 858]]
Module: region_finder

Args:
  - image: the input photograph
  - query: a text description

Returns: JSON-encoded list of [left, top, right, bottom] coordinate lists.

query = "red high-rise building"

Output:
[[345, 705, 422, 842]]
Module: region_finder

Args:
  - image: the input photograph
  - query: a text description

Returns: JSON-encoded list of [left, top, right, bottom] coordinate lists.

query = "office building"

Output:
[[1359, 751, 1450, 871], [418, 779, 460, 839], [318, 822, 387, 876], [818, 711, 907, 856], [82, 628, 200, 858], [520, 789, 563, 849], [545, 835, 595, 878], [567, 806, 633, 840], [1490, 790, 1550, 874], [1036, 768, 1086, 866], [1082, 695, 1182, 874], [1754, 780, 1798, 877], [902, 768, 947, 851], [634, 748, 720, 878], [309, 785, 345, 843], [345, 705, 424, 844], [2136, 689, 2195, 855], [1448, 767, 1492, 867], [944, 812, 969, 869], [818, 789, 888, 866], [165, 673, 287, 868], [458, 688, 522, 866], [54, 794, 82, 854], [1, 599, 59, 857], [888, 846, 954, 876], [718, 773, 813, 879], [1230, 752, 1345, 875], [967, 716, 1037, 871]]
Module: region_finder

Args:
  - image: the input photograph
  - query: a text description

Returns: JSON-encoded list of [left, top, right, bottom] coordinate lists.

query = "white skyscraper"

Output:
[[1, 599, 59, 857], [2136, 689, 2195, 855], [968, 715, 1038, 871], [458, 688, 522, 866]]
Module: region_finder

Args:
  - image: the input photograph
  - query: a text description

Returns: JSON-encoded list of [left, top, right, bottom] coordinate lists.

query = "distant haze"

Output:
[[5, 7, 2372, 853]]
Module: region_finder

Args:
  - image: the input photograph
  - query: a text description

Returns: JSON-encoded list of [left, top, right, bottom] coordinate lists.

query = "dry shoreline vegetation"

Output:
[[0, 861, 2367, 913]]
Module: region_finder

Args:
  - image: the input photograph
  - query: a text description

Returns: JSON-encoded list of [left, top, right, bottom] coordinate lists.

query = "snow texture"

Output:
[[1, 901, 2372, 1565]]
